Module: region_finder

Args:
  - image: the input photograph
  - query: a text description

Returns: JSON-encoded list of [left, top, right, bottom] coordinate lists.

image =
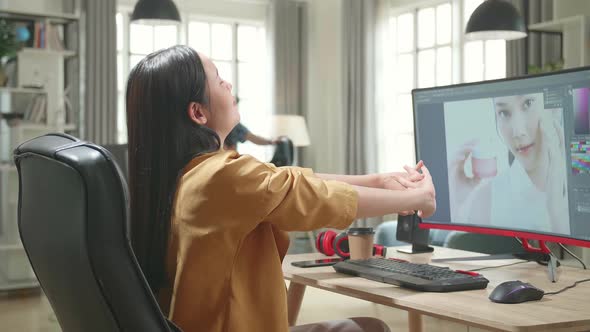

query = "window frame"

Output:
[[378, 0, 507, 172], [116, 7, 267, 145], [390, 1, 454, 137]]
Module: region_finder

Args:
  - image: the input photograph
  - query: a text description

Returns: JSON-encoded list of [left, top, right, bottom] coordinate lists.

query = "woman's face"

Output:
[[199, 53, 239, 141], [494, 93, 543, 171]]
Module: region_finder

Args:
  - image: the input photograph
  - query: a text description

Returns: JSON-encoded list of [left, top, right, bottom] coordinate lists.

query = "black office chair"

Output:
[[269, 136, 294, 167], [14, 133, 181, 332]]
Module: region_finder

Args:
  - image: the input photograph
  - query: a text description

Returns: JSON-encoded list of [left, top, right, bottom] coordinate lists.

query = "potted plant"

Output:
[[0, 19, 19, 86], [528, 60, 565, 75]]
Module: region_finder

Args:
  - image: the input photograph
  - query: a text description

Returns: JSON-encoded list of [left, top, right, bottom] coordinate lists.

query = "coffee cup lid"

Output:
[[347, 227, 374, 235]]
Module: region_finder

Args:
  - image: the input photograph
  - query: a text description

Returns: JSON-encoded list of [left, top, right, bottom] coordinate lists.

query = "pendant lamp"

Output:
[[131, 0, 181, 25], [465, 0, 527, 40]]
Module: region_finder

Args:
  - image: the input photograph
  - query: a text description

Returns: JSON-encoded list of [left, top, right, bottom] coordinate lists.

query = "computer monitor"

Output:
[[412, 67, 590, 250]]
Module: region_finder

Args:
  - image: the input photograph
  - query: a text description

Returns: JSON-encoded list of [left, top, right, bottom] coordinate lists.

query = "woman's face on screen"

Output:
[[494, 94, 543, 171]]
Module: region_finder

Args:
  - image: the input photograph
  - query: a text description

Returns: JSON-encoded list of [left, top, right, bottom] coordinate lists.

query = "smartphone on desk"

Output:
[[291, 258, 343, 268]]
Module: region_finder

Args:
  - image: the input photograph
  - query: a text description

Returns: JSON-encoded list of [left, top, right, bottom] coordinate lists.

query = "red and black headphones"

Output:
[[315, 230, 387, 259]]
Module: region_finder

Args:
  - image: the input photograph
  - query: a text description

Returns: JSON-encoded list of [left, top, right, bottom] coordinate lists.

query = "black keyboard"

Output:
[[333, 258, 489, 292]]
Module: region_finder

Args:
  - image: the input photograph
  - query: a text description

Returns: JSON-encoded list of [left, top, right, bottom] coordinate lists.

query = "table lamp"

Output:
[[271, 114, 310, 165]]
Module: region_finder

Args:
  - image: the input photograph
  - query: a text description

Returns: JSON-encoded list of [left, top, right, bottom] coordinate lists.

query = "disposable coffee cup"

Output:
[[347, 227, 375, 260], [472, 143, 497, 178]]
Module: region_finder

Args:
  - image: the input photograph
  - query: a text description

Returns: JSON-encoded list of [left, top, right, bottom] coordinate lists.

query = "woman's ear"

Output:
[[187, 102, 208, 126]]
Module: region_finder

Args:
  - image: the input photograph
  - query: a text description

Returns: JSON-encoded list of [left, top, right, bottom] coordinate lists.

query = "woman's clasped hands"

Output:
[[380, 160, 437, 218]]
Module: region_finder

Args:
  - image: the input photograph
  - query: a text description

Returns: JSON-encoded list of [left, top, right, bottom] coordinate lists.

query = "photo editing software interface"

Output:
[[413, 68, 590, 242]]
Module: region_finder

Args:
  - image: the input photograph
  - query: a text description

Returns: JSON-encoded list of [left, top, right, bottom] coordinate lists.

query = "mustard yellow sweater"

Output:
[[164, 150, 357, 332]]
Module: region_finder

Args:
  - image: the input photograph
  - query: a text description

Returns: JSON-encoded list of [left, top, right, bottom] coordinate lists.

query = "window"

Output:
[[116, 13, 178, 144], [116, 12, 270, 161], [377, 0, 506, 172], [186, 21, 271, 160], [462, 0, 506, 82]]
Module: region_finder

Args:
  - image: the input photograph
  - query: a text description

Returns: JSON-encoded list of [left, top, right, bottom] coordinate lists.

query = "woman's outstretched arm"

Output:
[[315, 173, 382, 187], [353, 165, 436, 219], [316, 161, 425, 190]]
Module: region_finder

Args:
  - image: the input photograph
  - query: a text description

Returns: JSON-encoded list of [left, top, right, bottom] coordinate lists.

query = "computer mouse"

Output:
[[489, 280, 544, 304]]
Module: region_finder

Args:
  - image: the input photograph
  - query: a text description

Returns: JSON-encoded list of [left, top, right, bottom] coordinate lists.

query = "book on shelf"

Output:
[[22, 96, 35, 120], [22, 95, 47, 124], [34, 22, 66, 51], [12, 19, 66, 51], [34, 95, 46, 123], [63, 84, 73, 124], [46, 24, 65, 51], [34, 21, 45, 48]]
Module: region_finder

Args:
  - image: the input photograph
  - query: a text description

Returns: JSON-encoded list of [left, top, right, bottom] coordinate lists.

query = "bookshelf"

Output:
[[20, 47, 77, 58], [0, 9, 80, 23], [0, 86, 46, 93], [528, 15, 590, 70], [0, 0, 82, 291]]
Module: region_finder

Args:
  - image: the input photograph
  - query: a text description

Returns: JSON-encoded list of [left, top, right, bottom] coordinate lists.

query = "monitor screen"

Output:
[[413, 67, 590, 247]]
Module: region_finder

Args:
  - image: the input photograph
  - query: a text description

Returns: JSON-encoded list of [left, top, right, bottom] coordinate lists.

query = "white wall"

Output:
[[303, 0, 346, 174], [117, 0, 269, 22], [554, 0, 590, 19], [390, 0, 419, 7], [0, 0, 269, 22], [0, 0, 68, 13]]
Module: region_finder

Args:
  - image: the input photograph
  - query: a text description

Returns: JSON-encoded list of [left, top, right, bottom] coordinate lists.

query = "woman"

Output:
[[126, 45, 436, 332], [449, 93, 569, 234]]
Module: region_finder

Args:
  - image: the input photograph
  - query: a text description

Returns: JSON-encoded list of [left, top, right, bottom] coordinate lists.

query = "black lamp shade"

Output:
[[465, 0, 527, 41], [131, 0, 181, 25]]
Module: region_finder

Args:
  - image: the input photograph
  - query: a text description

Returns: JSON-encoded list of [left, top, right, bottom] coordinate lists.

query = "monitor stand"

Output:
[[432, 239, 560, 282], [397, 243, 434, 254], [395, 214, 434, 254]]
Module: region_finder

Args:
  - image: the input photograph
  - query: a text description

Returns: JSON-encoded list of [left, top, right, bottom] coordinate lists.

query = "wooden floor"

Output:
[[0, 285, 414, 332], [0, 238, 415, 331], [0, 289, 60, 332], [3, 283, 491, 331], [1, 285, 486, 332], [289, 281, 409, 330]]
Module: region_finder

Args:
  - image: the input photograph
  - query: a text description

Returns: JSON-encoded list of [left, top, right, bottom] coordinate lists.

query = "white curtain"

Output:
[[268, 0, 307, 165], [372, 0, 400, 226], [342, 0, 378, 177], [343, 0, 384, 227], [269, 0, 306, 116], [84, 0, 118, 144]]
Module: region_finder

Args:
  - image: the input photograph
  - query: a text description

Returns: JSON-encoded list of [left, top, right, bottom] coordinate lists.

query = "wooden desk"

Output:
[[283, 246, 590, 332]]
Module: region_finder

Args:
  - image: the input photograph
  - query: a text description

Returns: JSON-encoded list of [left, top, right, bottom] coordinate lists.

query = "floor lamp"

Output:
[[272, 115, 310, 166]]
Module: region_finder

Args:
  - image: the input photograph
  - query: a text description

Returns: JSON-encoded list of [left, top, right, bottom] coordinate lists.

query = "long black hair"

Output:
[[126, 45, 220, 292]]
